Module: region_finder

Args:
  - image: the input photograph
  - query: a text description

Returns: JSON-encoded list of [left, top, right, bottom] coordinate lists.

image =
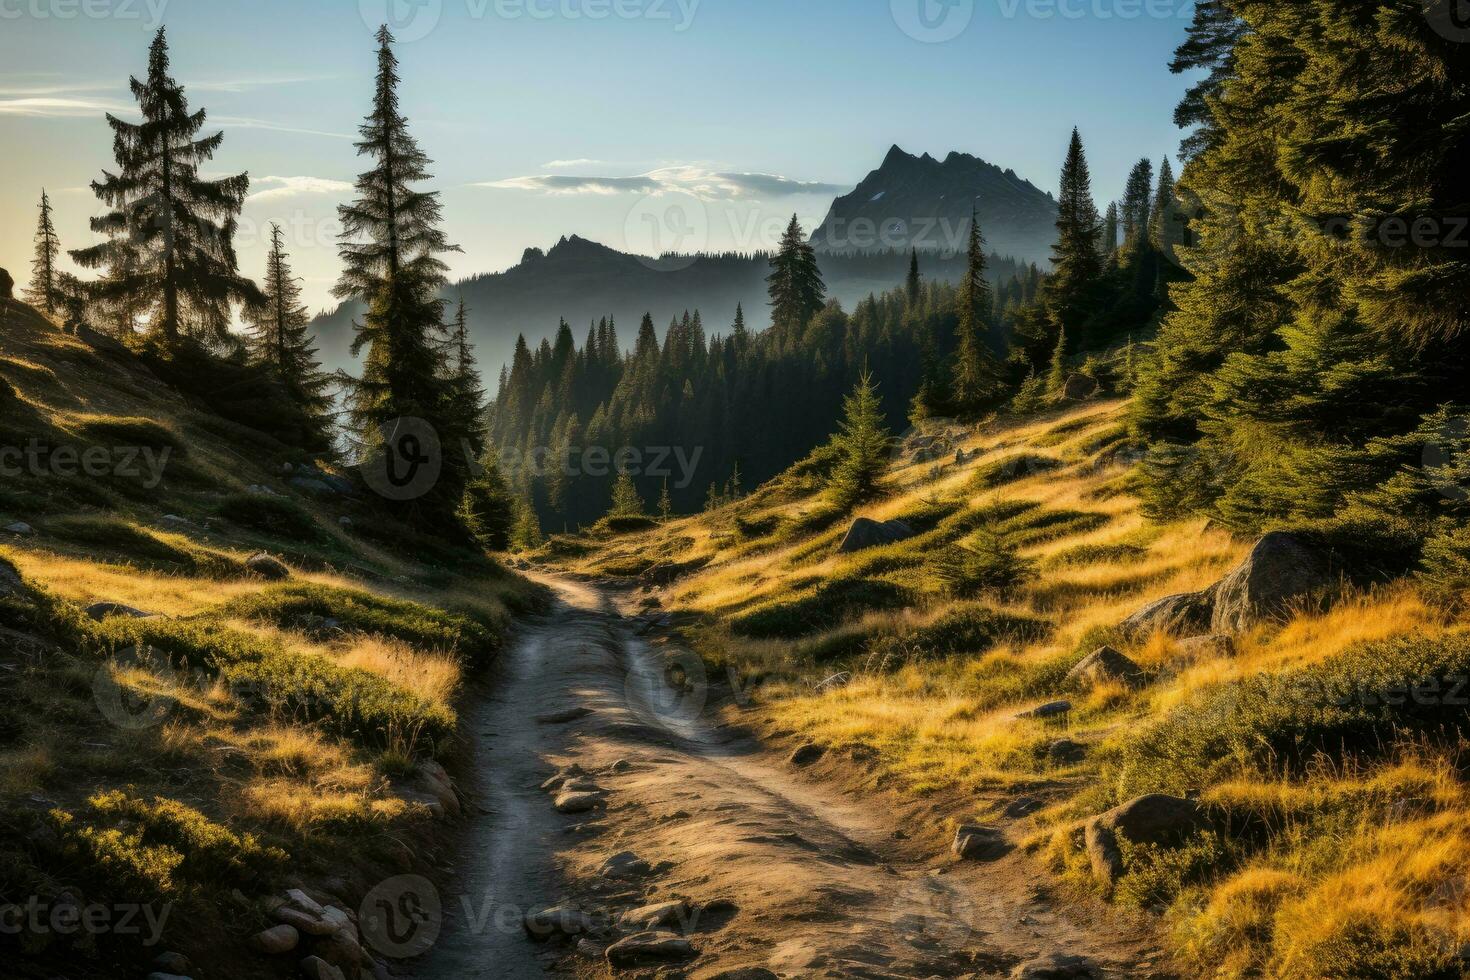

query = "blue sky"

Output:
[[1, 0, 1199, 313]]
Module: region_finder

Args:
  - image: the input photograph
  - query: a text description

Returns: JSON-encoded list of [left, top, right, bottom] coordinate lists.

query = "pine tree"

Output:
[[1120, 158, 1155, 254], [1170, 0, 1246, 160], [460, 449, 515, 551], [905, 248, 922, 306], [510, 494, 543, 551], [245, 224, 333, 446], [335, 26, 462, 525], [442, 297, 487, 471], [767, 214, 826, 349], [658, 478, 673, 523], [24, 189, 62, 316], [1101, 202, 1119, 263], [71, 28, 260, 344], [1047, 325, 1068, 395], [610, 471, 644, 517], [828, 370, 890, 509], [950, 209, 1002, 414], [1046, 129, 1104, 342]]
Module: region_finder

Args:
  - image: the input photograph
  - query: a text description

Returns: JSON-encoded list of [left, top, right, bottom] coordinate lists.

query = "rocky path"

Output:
[[409, 575, 1169, 979]]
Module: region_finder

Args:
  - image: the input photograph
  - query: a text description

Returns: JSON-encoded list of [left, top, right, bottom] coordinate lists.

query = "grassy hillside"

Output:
[[551, 398, 1470, 979], [0, 301, 542, 979]]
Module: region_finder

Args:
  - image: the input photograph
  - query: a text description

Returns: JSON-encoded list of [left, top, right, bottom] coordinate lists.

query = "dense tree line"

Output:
[[1133, 1, 1470, 583], [482, 217, 1047, 529]]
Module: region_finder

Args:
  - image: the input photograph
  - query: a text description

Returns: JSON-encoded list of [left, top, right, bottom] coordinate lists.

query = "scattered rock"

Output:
[[952, 823, 1007, 861], [837, 517, 916, 553], [5, 521, 35, 536], [84, 601, 153, 621], [540, 766, 586, 793], [1047, 739, 1086, 765], [789, 743, 825, 767], [415, 759, 459, 816], [1120, 591, 1214, 639], [1011, 951, 1097, 978], [1016, 700, 1072, 721], [285, 888, 326, 917], [1064, 646, 1144, 690], [253, 923, 299, 953], [246, 552, 291, 581], [151, 952, 191, 974], [575, 938, 606, 959], [290, 476, 336, 498], [0, 267, 12, 299], [536, 706, 594, 725], [161, 514, 193, 527], [0, 558, 25, 597], [604, 930, 698, 968], [604, 759, 633, 774], [298, 955, 346, 980], [599, 851, 653, 879], [1210, 531, 1333, 634], [524, 905, 594, 941], [554, 790, 605, 814], [1004, 797, 1044, 819], [338, 516, 354, 528], [1085, 794, 1204, 885], [1061, 374, 1100, 401], [618, 899, 689, 931]]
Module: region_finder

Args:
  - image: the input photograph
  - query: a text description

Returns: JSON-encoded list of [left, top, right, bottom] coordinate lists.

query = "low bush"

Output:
[[900, 604, 1051, 659], [967, 453, 1064, 490], [1112, 632, 1470, 801], [730, 577, 913, 638], [216, 493, 320, 541], [1043, 542, 1150, 569], [85, 791, 287, 889], [221, 583, 498, 661]]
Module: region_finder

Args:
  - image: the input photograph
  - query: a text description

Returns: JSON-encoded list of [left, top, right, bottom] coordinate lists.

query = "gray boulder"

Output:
[[0, 268, 12, 300], [1061, 374, 1099, 401], [618, 899, 689, 931], [1085, 794, 1203, 885], [605, 931, 697, 967], [1175, 634, 1235, 659], [252, 923, 299, 954], [1210, 531, 1333, 634], [1120, 590, 1213, 639], [524, 905, 595, 941], [1011, 952, 1097, 979], [952, 823, 1007, 861], [1047, 739, 1086, 765], [5, 521, 35, 536], [1064, 646, 1144, 690], [837, 518, 915, 554], [85, 602, 153, 621], [0, 558, 24, 597], [246, 552, 291, 581], [1016, 699, 1072, 721], [290, 476, 336, 498]]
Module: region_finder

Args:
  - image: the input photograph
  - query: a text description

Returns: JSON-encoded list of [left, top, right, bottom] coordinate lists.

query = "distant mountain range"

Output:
[[309, 145, 1057, 380], [810, 145, 1058, 264]]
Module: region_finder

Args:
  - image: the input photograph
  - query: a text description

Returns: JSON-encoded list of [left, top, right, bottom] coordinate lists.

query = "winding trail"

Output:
[[412, 575, 1169, 979]]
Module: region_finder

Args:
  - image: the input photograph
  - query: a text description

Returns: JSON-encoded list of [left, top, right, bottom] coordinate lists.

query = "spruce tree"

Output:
[[24, 189, 61, 316], [510, 494, 543, 551], [950, 209, 1002, 414], [245, 224, 333, 446], [442, 297, 487, 469], [1101, 202, 1119, 263], [461, 449, 515, 551], [905, 248, 922, 306], [1046, 129, 1104, 342], [610, 471, 644, 517], [71, 28, 259, 344], [1047, 325, 1068, 395], [1170, 0, 1246, 160], [335, 26, 462, 525], [767, 214, 825, 349], [658, 478, 673, 523], [828, 370, 890, 509], [1120, 158, 1155, 254]]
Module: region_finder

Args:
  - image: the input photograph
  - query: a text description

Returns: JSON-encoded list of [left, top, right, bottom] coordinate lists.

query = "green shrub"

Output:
[[730, 577, 913, 638], [50, 811, 184, 898], [1115, 829, 1236, 909], [221, 583, 498, 661], [929, 527, 1036, 599], [1043, 542, 1150, 569], [1113, 632, 1470, 801], [46, 516, 191, 565], [968, 453, 1064, 490], [216, 493, 320, 540], [900, 604, 1051, 659], [595, 514, 660, 534], [1419, 524, 1470, 609], [794, 627, 875, 664], [89, 616, 456, 751], [85, 791, 286, 888], [733, 513, 780, 540]]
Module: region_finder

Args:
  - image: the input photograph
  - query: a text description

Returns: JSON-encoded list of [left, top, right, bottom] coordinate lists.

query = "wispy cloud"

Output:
[[477, 166, 846, 201], [542, 158, 606, 169], [0, 95, 132, 117], [214, 116, 354, 140], [247, 175, 355, 202]]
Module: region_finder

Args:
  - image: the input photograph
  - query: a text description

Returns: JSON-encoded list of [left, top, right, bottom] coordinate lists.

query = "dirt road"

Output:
[[409, 575, 1169, 979]]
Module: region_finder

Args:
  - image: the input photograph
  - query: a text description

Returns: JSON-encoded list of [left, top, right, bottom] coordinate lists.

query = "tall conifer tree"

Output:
[[1046, 128, 1104, 341], [245, 224, 333, 447], [25, 190, 61, 316]]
